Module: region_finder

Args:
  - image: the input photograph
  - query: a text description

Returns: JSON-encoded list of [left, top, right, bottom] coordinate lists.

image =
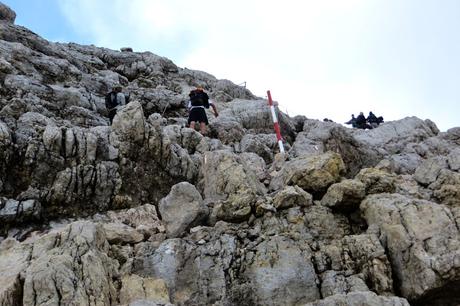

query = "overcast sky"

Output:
[[4, 0, 460, 131]]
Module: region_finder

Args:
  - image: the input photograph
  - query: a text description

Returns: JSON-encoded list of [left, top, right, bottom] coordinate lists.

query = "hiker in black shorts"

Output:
[[188, 87, 218, 134]]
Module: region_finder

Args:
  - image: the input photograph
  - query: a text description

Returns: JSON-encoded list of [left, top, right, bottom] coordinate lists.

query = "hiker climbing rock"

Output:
[[188, 87, 218, 134], [105, 85, 129, 124], [367, 111, 384, 128], [345, 114, 357, 128], [355, 112, 372, 129]]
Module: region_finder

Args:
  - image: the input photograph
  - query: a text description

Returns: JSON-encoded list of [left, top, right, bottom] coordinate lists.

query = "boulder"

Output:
[[321, 179, 366, 211], [413, 156, 448, 186], [0, 2, 15, 23], [361, 193, 460, 301], [273, 185, 313, 210], [304, 291, 410, 306], [159, 182, 208, 238], [271, 151, 345, 195], [356, 168, 397, 194], [244, 235, 320, 305], [203, 150, 266, 222], [119, 275, 170, 305], [103, 222, 144, 244]]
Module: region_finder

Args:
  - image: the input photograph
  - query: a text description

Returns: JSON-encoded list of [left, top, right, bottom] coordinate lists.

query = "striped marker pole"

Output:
[[267, 90, 285, 153]]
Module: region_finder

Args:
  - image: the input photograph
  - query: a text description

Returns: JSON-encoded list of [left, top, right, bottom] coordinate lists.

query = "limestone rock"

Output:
[[413, 156, 448, 186], [273, 185, 313, 210], [103, 222, 144, 244], [159, 182, 208, 238], [0, 2, 15, 23], [321, 179, 366, 211], [304, 291, 410, 306], [271, 151, 345, 195], [448, 148, 460, 171], [356, 168, 397, 194], [203, 150, 266, 222], [22, 222, 119, 306], [119, 274, 170, 305], [245, 235, 320, 305], [361, 193, 460, 300]]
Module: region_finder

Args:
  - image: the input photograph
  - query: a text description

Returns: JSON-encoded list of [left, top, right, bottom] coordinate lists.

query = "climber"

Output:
[[105, 85, 129, 125], [187, 87, 218, 134], [367, 111, 379, 128], [345, 114, 357, 128], [355, 112, 372, 129]]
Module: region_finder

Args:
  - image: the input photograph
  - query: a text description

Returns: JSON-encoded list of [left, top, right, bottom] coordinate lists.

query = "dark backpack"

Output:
[[189, 90, 209, 108], [105, 92, 118, 109]]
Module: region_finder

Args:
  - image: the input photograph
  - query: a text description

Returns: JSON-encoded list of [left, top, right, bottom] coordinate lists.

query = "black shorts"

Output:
[[188, 108, 209, 125]]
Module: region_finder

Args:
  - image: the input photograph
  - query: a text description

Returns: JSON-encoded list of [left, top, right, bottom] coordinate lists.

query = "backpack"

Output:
[[189, 90, 210, 108], [105, 92, 118, 109]]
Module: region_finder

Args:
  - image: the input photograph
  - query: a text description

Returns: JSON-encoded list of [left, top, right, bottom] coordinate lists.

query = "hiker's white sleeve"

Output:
[[187, 100, 191, 109]]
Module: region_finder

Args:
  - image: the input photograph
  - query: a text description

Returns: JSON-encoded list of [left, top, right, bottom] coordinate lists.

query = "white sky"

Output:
[[55, 0, 459, 131]]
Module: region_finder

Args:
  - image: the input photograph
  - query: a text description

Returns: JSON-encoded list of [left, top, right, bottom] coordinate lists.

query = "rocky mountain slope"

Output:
[[1, 3, 460, 305]]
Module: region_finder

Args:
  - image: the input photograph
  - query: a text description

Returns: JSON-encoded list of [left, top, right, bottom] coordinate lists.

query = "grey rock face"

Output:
[[271, 151, 345, 195], [361, 193, 460, 301], [0, 2, 15, 23], [1, 7, 460, 306], [159, 182, 208, 238], [304, 291, 410, 306], [244, 235, 320, 305], [321, 179, 366, 211]]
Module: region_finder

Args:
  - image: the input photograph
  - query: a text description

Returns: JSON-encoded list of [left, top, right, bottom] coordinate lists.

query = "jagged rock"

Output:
[[304, 291, 410, 306], [111, 101, 147, 154], [0, 197, 41, 223], [315, 234, 394, 295], [119, 274, 170, 305], [413, 156, 449, 186], [319, 271, 369, 297], [0, 239, 31, 305], [376, 153, 423, 175], [103, 222, 144, 244], [244, 235, 320, 305], [159, 182, 208, 238], [0, 2, 15, 23], [21, 221, 119, 306], [102, 204, 164, 238], [273, 185, 313, 210], [321, 179, 366, 211], [134, 233, 237, 305], [448, 148, 460, 171], [270, 151, 345, 195], [1, 8, 460, 306], [240, 133, 278, 163], [353, 117, 439, 153], [429, 169, 460, 206], [203, 150, 266, 222], [356, 168, 397, 194], [361, 193, 460, 301]]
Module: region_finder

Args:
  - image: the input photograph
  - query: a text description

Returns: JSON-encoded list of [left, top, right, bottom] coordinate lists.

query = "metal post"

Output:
[[267, 90, 285, 153]]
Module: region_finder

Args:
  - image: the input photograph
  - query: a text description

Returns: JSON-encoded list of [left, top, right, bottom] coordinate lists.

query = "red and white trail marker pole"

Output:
[[267, 90, 285, 153]]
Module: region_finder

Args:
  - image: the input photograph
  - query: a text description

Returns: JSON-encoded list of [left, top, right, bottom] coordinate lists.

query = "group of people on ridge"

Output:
[[105, 85, 218, 134], [345, 111, 383, 129]]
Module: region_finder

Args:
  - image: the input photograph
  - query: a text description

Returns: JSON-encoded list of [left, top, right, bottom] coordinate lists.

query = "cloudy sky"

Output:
[[4, 0, 460, 131]]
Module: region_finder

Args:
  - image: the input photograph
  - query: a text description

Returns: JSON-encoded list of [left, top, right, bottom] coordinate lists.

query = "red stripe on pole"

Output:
[[267, 90, 285, 153], [267, 90, 273, 106]]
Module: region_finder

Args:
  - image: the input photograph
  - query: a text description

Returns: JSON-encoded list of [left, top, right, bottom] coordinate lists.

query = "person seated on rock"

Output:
[[345, 114, 357, 128], [367, 111, 380, 128], [355, 112, 372, 129], [105, 85, 129, 125], [187, 87, 218, 134]]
